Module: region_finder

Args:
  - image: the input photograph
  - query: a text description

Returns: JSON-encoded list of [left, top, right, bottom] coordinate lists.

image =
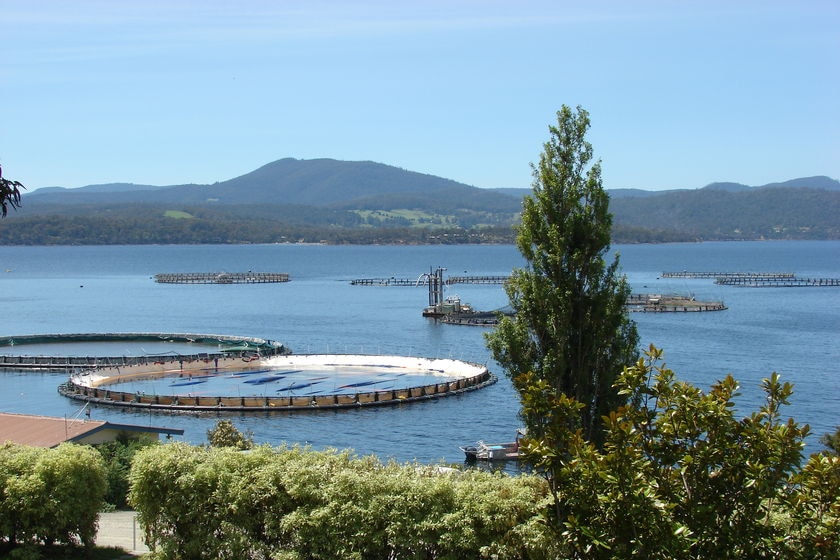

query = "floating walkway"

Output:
[[662, 271, 839, 288], [714, 276, 840, 287], [350, 277, 422, 286], [446, 276, 509, 285], [0, 333, 288, 372], [353, 271, 836, 289], [351, 275, 508, 286], [155, 272, 290, 284], [662, 271, 795, 280]]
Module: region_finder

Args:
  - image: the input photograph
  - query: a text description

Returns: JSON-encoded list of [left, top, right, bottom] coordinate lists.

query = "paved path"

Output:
[[97, 511, 149, 556]]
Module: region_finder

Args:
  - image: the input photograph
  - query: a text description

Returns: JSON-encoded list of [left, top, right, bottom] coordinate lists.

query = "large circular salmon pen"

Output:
[[59, 353, 497, 411]]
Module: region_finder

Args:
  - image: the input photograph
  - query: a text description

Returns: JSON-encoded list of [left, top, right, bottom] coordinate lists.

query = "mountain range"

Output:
[[26, 158, 522, 211], [4, 158, 838, 245]]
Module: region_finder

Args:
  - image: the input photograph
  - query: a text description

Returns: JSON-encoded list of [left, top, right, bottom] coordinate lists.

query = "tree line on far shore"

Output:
[[0, 210, 712, 245]]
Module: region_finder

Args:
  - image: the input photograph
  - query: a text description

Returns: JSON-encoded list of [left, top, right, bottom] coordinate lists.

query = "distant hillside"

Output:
[[25, 158, 520, 211], [701, 176, 840, 192], [611, 187, 839, 240], [7, 160, 838, 245], [493, 176, 840, 199], [33, 182, 166, 195]]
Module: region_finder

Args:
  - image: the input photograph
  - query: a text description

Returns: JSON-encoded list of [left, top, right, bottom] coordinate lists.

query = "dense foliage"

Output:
[[123, 371, 839, 560], [207, 419, 254, 450], [822, 427, 840, 454], [128, 444, 547, 559], [0, 211, 519, 245], [487, 105, 639, 446], [0, 443, 106, 554], [4, 189, 836, 244], [95, 436, 158, 510], [524, 345, 839, 559]]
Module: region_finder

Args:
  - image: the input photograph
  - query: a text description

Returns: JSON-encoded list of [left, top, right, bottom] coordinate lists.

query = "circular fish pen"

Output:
[[59, 354, 497, 411], [0, 332, 287, 372]]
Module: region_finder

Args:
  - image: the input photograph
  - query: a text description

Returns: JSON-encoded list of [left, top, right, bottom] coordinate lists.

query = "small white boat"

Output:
[[460, 429, 525, 461]]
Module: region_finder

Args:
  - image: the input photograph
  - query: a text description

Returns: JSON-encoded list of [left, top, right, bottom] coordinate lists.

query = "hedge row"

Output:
[[0, 443, 106, 551], [128, 443, 549, 559]]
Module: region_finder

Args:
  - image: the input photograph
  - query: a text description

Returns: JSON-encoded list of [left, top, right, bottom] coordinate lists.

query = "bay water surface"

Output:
[[1, 241, 837, 462]]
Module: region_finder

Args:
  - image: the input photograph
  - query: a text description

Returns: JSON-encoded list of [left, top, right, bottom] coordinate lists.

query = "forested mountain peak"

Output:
[[9, 158, 838, 244]]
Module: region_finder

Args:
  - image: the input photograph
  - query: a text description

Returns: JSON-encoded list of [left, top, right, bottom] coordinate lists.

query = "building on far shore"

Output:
[[0, 412, 183, 448]]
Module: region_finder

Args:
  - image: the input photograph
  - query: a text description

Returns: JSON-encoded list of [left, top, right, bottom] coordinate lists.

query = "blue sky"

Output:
[[1, 1, 837, 191]]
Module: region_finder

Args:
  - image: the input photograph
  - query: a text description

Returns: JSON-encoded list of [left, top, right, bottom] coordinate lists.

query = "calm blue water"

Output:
[[1, 241, 837, 462]]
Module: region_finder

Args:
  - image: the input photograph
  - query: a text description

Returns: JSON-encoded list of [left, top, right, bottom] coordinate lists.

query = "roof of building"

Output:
[[0, 412, 184, 448]]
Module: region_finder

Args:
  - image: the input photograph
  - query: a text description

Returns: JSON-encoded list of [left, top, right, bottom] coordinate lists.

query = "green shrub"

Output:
[[0, 443, 106, 552], [128, 443, 547, 559]]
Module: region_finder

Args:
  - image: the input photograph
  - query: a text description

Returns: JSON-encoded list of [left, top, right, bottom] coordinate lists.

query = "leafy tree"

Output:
[[820, 427, 840, 455], [207, 419, 254, 450], [784, 448, 840, 557], [612, 347, 810, 558], [96, 435, 158, 509], [0, 163, 24, 217], [530, 345, 829, 559], [486, 105, 639, 448]]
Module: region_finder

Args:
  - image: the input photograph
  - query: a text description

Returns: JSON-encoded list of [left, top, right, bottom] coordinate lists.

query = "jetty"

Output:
[[714, 276, 840, 287], [154, 272, 289, 284], [351, 275, 508, 286], [660, 270, 839, 288], [350, 277, 421, 286], [661, 272, 795, 280], [446, 276, 508, 285]]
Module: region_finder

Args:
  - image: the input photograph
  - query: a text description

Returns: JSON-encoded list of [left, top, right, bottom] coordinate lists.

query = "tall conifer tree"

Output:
[[486, 105, 638, 445]]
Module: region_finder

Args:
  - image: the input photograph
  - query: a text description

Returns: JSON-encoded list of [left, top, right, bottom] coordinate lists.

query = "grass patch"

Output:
[[164, 210, 193, 219], [353, 209, 455, 227]]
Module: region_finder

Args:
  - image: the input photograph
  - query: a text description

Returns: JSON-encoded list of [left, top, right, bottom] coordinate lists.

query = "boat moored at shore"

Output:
[[460, 429, 525, 461]]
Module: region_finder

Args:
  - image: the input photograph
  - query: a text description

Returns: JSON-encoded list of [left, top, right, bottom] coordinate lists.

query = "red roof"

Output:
[[0, 412, 106, 448], [0, 412, 183, 448]]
